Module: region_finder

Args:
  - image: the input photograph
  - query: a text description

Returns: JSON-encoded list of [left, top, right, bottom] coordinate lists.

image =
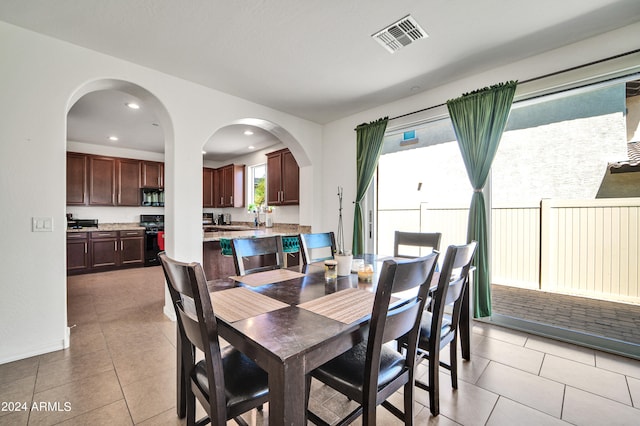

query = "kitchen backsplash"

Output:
[[66, 206, 164, 224]]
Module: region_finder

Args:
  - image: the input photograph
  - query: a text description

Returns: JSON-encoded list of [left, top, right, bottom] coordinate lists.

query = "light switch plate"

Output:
[[32, 217, 53, 232]]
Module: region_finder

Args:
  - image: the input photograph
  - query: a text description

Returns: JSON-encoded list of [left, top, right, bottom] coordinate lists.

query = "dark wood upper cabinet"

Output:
[[220, 164, 245, 208], [141, 161, 164, 188], [267, 148, 299, 205], [89, 156, 116, 205], [117, 159, 141, 206], [211, 164, 244, 208], [213, 167, 223, 208], [203, 167, 215, 207], [67, 152, 87, 205]]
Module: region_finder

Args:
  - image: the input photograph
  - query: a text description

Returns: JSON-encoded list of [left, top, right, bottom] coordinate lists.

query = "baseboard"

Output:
[[479, 314, 640, 360], [0, 340, 66, 365], [163, 303, 177, 321], [64, 326, 71, 349]]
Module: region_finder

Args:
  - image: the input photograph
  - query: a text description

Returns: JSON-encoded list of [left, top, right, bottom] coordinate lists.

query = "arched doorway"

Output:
[[65, 78, 173, 320]]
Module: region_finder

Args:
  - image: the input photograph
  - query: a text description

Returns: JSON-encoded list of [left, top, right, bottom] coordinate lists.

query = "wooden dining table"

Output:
[[175, 254, 473, 425]]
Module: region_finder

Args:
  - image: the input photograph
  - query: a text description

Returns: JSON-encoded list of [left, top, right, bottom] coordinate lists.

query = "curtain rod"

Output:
[[388, 48, 640, 122]]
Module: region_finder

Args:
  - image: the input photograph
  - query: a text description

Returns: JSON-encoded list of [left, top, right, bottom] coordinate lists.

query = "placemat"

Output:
[[230, 269, 306, 287], [210, 287, 289, 322], [297, 288, 376, 324]]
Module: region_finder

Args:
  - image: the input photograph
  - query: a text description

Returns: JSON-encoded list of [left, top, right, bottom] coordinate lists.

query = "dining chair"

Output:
[[158, 252, 269, 426], [306, 252, 439, 426], [298, 232, 336, 264], [393, 231, 442, 258], [410, 241, 477, 416], [231, 235, 284, 275]]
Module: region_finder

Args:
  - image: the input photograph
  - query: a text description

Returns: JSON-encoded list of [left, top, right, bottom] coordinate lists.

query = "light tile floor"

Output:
[[0, 266, 639, 425]]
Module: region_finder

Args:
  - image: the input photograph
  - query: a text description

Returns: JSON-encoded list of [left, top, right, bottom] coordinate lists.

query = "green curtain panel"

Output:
[[352, 117, 388, 255], [446, 81, 517, 318]]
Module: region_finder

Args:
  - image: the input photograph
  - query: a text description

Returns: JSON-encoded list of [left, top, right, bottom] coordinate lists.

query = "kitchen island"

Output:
[[202, 224, 309, 279]]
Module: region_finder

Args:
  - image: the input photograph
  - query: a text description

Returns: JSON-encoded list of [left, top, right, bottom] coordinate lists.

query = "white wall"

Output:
[[0, 21, 322, 364], [320, 22, 640, 253]]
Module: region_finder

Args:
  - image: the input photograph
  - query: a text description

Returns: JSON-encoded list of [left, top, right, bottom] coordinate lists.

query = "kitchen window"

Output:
[[249, 163, 266, 207]]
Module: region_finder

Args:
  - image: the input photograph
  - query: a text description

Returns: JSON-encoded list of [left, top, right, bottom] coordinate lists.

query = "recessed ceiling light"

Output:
[[109, 136, 119, 141], [244, 130, 254, 136], [248, 145, 255, 150], [126, 102, 140, 109]]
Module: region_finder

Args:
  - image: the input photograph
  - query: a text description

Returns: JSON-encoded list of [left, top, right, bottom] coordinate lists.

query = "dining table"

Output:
[[175, 254, 473, 425]]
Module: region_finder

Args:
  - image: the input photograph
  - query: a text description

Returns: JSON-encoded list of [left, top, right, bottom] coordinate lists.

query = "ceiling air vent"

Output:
[[372, 14, 428, 54]]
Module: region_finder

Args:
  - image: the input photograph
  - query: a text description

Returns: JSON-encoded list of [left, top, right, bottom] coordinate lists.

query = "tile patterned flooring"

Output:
[[0, 266, 639, 425], [492, 284, 640, 345]]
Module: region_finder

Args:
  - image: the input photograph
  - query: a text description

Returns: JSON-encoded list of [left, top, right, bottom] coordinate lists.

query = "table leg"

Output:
[[268, 361, 306, 425]]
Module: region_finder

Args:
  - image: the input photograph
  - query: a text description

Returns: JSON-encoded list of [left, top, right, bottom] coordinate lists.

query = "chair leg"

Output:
[[403, 381, 414, 425], [450, 340, 458, 389], [185, 386, 197, 426], [429, 351, 440, 416]]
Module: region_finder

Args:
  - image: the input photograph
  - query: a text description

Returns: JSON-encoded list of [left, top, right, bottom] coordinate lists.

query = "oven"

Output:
[[140, 215, 164, 267]]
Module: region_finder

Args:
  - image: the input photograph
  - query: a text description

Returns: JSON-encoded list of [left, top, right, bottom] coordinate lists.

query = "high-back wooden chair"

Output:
[[413, 242, 476, 416], [393, 231, 442, 258], [306, 252, 439, 425], [231, 235, 284, 275], [158, 252, 269, 426], [298, 232, 336, 264]]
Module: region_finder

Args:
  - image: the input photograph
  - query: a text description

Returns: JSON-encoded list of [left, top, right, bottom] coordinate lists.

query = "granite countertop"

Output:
[[203, 228, 296, 242], [67, 223, 144, 233]]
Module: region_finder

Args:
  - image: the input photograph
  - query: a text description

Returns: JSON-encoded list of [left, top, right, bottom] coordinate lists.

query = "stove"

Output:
[[140, 215, 164, 266]]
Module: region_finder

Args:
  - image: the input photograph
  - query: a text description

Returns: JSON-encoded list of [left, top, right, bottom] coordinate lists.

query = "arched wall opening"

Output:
[[202, 117, 313, 226], [64, 78, 174, 320]]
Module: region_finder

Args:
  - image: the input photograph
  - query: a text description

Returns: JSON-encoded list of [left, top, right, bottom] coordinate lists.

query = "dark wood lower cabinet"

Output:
[[91, 234, 119, 268], [68, 229, 144, 275], [203, 241, 236, 280], [120, 230, 145, 265], [67, 232, 90, 273]]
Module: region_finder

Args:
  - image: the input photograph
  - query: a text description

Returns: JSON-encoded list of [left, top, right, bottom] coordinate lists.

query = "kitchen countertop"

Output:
[[67, 223, 144, 233], [203, 225, 255, 232], [203, 228, 296, 242]]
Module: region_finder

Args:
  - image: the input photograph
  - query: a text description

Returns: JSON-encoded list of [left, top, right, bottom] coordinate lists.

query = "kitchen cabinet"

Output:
[[203, 167, 215, 207], [89, 156, 116, 205], [266, 148, 299, 205], [216, 164, 245, 208], [67, 152, 87, 205], [118, 230, 145, 265], [67, 232, 90, 273], [117, 159, 141, 206], [87, 156, 143, 206], [68, 153, 161, 206], [85, 229, 144, 271], [141, 161, 164, 188], [90, 231, 119, 268]]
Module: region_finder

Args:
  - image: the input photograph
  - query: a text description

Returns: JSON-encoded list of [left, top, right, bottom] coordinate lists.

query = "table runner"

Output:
[[210, 287, 289, 322], [230, 269, 306, 287], [297, 288, 376, 324]]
